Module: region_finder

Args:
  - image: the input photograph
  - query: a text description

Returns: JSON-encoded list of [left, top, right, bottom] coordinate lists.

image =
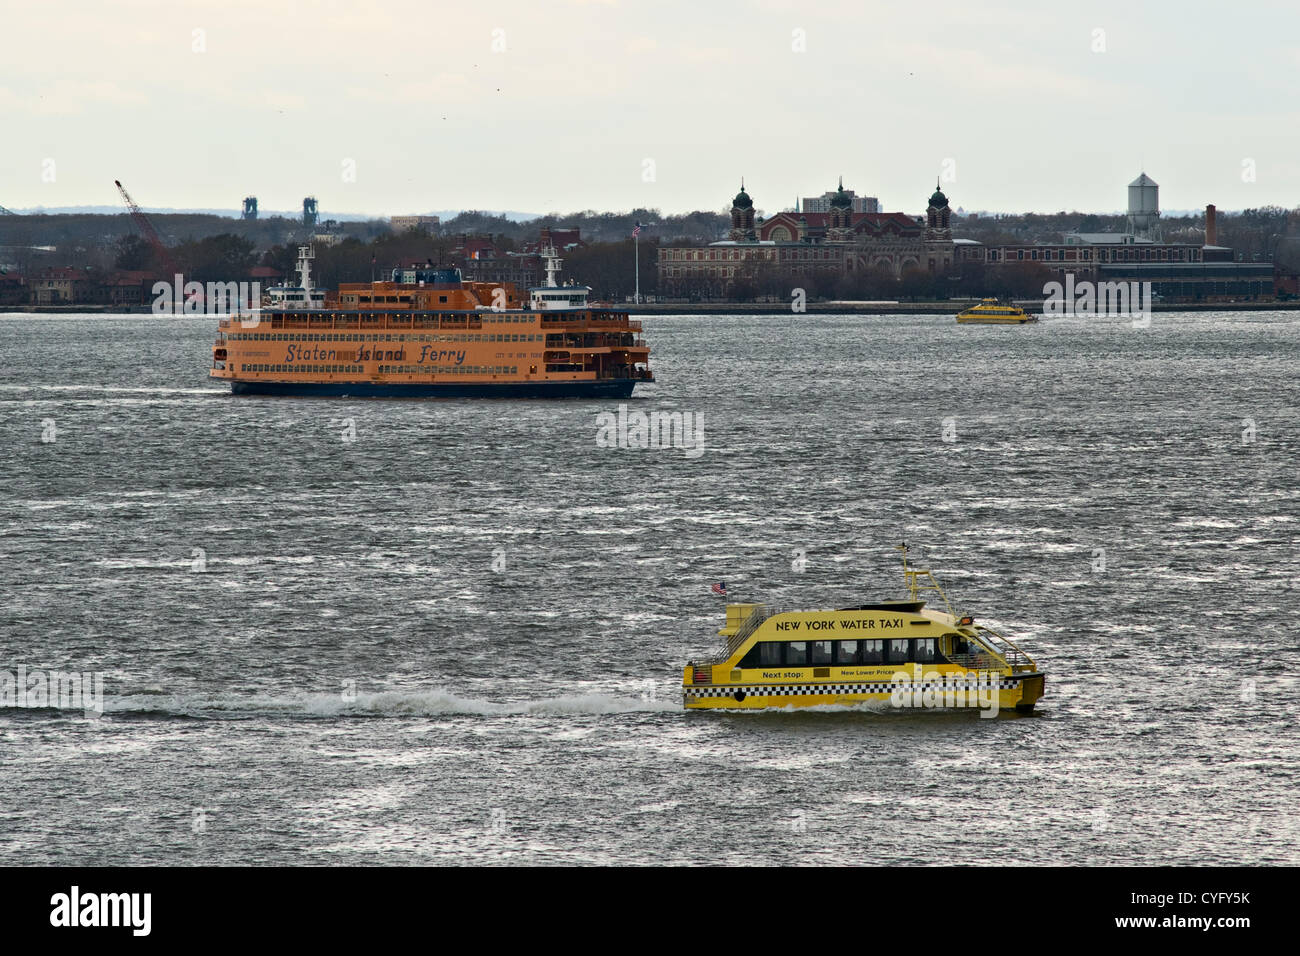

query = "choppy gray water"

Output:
[[1, 311, 1297, 865]]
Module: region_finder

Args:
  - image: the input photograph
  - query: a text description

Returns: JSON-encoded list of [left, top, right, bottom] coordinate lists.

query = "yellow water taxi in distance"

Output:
[[682, 546, 1045, 715], [956, 298, 1038, 324]]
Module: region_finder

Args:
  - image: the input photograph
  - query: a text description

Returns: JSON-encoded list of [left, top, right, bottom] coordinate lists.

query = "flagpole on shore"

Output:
[[631, 221, 653, 304]]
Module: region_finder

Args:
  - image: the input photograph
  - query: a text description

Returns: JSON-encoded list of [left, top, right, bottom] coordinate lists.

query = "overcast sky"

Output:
[[3, 0, 1298, 219]]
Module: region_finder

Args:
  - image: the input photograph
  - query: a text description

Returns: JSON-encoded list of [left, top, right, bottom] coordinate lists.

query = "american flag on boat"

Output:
[[711, 581, 727, 595]]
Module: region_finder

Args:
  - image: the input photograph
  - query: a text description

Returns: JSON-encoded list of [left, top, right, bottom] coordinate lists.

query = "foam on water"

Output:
[[95, 687, 679, 718]]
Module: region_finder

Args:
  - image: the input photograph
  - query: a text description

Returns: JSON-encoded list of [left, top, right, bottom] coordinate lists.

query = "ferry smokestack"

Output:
[[1205, 204, 1217, 246]]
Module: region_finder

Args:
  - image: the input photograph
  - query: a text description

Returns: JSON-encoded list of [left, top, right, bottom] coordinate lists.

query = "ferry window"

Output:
[[835, 640, 860, 665], [887, 639, 909, 663], [738, 645, 761, 668], [913, 639, 937, 663], [784, 642, 808, 666], [862, 640, 884, 663], [759, 642, 781, 667], [810, 641, 832, 665]]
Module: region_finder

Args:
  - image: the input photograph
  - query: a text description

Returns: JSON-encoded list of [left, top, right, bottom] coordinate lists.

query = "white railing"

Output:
[[700, 604, 798, 665], [972, 625, 1037, 672]]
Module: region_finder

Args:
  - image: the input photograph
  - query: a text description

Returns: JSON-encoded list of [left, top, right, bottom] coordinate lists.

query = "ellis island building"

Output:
[[656, 174, 1265, 301], [658, 179, 956, 297]]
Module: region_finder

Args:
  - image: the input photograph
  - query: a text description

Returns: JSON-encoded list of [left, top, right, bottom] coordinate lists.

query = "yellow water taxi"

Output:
[[956, 299, 1037, 324], [682, 547, 1045, 715]]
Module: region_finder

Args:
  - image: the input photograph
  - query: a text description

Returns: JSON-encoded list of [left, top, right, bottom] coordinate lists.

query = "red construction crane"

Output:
[[114, 179, 182, 278]]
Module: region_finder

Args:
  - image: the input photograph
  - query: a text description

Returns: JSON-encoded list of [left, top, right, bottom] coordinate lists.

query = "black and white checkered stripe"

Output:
[[684, 679, 1021, 699]]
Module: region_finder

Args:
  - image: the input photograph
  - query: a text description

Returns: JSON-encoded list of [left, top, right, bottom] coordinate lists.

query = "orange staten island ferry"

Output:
[[210, 243, 653, 398]]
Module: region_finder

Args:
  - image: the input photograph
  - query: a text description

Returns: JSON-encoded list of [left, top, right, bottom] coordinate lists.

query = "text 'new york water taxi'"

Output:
[[682, 547, 1045, 715]]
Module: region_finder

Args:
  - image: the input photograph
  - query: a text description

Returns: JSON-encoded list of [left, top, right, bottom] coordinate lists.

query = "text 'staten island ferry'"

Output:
[[955, 298, 1038, 324], [211, 244, 652, 397], [683, 547, 1046, 715]]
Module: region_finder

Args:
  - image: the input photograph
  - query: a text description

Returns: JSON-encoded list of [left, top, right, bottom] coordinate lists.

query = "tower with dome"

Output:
[[728, 181, 756, 242]]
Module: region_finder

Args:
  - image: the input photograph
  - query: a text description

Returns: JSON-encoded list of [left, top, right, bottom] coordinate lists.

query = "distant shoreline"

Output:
[[3, 301, 1296, 316], [625, 301, 1300, 315]]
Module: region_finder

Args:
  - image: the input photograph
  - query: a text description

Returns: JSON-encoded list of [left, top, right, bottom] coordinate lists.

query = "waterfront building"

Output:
[[800, 189, 880, 214], [33, 267, 92, 305], [658, 180, 955, 297], [105, 269, 156, 306], [390, 215, 441, 234], [976, 197, 1271, 298], [0, 273, 26, 305], [456, 228, 584, 291]]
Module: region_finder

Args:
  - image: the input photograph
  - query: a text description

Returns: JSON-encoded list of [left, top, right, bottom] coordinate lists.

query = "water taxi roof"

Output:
[[838, 600, 926, 613]]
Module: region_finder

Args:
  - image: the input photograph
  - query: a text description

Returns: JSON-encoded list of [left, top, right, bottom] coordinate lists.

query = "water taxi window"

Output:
[[784, 642, 808, 666], [759, 642, 781, 667], [862, 640, 884, 663], [887, 639, 909, 663], [835, 641, 860, 665], [810, 641, 832, 665], [913, 638, 937, 663]]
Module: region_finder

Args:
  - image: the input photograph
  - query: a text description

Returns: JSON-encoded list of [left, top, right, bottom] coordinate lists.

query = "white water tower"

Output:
[[1127, 173, 1160, 238]]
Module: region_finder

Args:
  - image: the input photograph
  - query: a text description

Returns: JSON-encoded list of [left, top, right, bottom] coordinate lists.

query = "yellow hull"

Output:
[[956, 313, 1036, 324], [684, 666, 1044, 714]]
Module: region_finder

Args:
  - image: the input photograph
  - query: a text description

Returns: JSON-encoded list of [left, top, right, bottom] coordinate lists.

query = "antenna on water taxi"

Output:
[[897, 542, 965, 620], [897, 541, 915, 601]]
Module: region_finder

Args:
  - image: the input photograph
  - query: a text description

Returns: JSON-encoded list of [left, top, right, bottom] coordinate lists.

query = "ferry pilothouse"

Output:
[[683, 547, 1047, 714], [210, 243, 652, 397]]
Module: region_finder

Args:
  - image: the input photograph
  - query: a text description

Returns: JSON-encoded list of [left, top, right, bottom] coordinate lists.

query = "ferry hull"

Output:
[[683, 671, 1046, 714], [227, 378, 640, 399]]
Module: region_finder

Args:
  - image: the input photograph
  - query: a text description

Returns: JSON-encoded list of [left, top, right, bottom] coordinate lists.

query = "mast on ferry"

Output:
[[296, 244, 315, 295], [541, 241, 562, 288]]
